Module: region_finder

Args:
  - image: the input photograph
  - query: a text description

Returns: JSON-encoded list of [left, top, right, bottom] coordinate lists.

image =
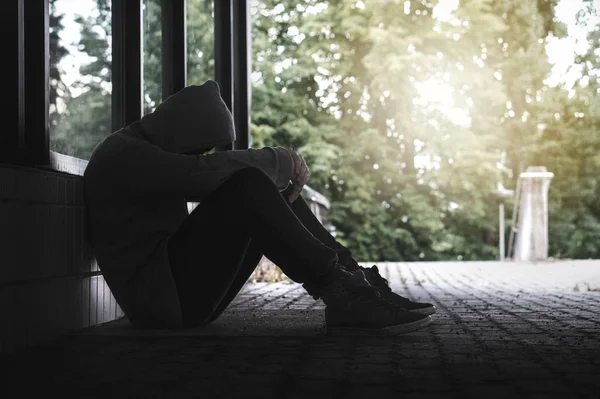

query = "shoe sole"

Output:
[[326, 316, 432, 336], [410, 306, 437, 316]]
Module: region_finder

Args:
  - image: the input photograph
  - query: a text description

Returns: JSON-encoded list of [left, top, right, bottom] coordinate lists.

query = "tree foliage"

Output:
[[50, 0, 600, 261]]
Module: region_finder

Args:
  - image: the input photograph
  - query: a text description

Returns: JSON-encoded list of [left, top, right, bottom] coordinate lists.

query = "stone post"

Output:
[[514, 166, 554, 261]]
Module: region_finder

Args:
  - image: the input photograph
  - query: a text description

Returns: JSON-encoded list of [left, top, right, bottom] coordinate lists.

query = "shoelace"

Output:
[[360, 265, 392, 291], [363, 265, 415, 304]]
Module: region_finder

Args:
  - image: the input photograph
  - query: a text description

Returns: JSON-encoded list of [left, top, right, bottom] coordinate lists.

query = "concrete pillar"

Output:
[[514, 166, 554, 261]]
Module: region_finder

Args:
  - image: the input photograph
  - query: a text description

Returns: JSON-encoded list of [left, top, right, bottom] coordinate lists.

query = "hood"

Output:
[[139, 80, 236, 154]]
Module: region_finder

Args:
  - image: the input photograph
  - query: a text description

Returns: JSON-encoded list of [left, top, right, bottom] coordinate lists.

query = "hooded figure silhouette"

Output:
[[84, 80, 293, 329]]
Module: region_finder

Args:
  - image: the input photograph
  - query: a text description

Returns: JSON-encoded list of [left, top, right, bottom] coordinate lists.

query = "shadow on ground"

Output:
[[4, 261, 600, 399]]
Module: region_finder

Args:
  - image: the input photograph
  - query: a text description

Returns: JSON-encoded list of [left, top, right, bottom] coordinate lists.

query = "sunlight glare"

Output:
[[545, 0, 600, 88], [413, 78, 471, 127], [432, 0, 459, 22]]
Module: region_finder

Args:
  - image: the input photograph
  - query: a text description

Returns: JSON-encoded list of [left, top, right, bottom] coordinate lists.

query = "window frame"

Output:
[[3, 0, 25, 164], [3, 0, 252, 175]]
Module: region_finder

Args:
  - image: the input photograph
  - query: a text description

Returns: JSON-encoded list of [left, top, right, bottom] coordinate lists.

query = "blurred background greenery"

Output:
[[49, 0, 600, 262]]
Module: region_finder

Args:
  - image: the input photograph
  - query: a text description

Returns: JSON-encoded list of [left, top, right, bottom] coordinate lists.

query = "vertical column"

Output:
[[2, 0, 25, 163], [214, 0, 234, 151], [514, 167, 554, 261], [161, 0, 186, 100], [24, 0, 50, 165], [112, 0, 143, 131], [232, 0, 251, 150]]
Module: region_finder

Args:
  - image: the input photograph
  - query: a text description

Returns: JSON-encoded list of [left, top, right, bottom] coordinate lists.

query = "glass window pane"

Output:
[[187, 0, 214, 85], [142, 0, 162, 115], [49, 0, 112, 160]]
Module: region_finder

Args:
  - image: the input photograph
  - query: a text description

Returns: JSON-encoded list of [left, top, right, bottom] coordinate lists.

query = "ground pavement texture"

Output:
[[3, 260, 600, 399]]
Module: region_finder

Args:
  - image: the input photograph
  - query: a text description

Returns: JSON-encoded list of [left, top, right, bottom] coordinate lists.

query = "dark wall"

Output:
[[0, 164, 123, 355]]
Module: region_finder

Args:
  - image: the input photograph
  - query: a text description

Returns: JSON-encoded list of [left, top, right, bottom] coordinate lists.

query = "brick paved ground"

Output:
[[3, 261, 600, 399]]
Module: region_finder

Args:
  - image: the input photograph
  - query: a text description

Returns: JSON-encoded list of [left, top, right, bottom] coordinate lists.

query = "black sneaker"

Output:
[[322, 270, 432, 336], [359, 264, 437, 316]]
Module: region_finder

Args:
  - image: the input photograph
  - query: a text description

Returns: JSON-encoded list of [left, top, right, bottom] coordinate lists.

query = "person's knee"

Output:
[[207, 167, 269, 198], [233, 166, 270, 180], [201, 167, 276, 210], [230, 167, 276, 190]]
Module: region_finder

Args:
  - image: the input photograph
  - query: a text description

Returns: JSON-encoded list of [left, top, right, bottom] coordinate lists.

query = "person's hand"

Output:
[[285, 147, 309, 203]]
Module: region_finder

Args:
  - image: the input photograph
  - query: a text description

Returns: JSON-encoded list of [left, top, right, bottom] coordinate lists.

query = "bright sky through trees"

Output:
[[55, 0, 595, 99]]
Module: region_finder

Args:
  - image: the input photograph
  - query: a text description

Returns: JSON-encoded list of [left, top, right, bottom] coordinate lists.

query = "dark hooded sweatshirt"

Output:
[[84, 81, 293, 329]]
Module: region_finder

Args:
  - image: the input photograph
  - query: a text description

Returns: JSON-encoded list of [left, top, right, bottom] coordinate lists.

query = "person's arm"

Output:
[[284, 147, 310, 203], [103, 137, 294, 201]]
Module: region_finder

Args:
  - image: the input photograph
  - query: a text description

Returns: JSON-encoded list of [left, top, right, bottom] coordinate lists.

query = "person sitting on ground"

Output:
[[83, 80, 436, 335]]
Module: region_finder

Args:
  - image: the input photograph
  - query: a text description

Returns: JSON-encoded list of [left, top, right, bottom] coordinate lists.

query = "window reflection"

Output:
[[49, 0, 112, 160], [187, 0, 215, 85], [142, 0, 162, 115]]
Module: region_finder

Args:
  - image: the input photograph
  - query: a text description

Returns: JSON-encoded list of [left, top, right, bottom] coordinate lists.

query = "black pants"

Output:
[[167, 167, 354, 328]]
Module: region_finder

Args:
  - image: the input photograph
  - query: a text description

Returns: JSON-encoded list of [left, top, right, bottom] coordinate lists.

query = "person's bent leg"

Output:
[[286, 195, 354, 267], [168, 207, 255, 327], [206, 239, 263, 322], [168, 167, 345, 327], [208, 196, 352, 321], [207, 190, 358, 319], [202, 167, 341, 285]]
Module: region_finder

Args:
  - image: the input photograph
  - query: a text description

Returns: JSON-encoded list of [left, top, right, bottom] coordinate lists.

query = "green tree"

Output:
[[143, 0, 162, 114], [251, 0, 599, 262], [49, 0, 69, 116], [526, 1, 600, 258], [187, 0, 215, 86], [251, 0, 509, 260], [50, 0, 112, 159], [50, 0, 600, 261]]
